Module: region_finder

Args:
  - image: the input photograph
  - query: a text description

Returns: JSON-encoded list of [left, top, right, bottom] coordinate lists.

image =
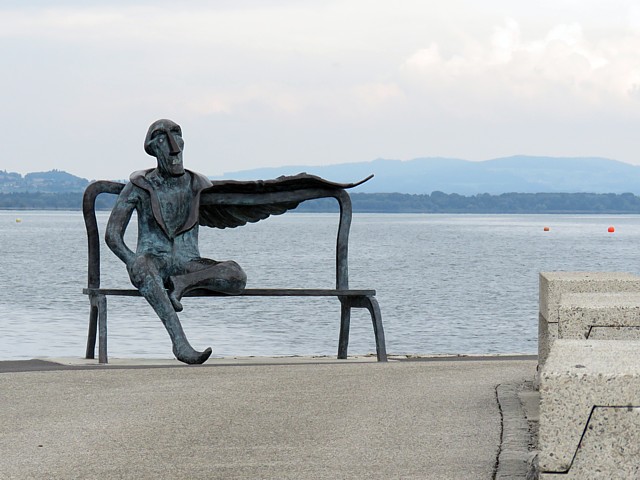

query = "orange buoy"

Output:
[[543, 226, 550, 232], [608, 226, 615, 233]]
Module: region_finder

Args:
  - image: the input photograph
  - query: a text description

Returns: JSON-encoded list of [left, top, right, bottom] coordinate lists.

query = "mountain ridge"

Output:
[[217, 155, 640, 195], [3, 156, 640, 195]]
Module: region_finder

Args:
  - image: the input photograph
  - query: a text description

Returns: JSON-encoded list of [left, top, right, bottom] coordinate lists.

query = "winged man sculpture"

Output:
[[105, 119, 370, 364]]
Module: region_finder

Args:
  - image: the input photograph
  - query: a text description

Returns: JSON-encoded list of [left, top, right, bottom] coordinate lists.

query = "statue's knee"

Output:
[[233, 271, 247, 293], [227, 260, 245, 278], [225, 261, 247, 293]]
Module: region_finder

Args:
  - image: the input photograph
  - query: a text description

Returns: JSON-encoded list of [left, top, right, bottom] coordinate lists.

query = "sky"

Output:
[[2, 0, 640, 180]]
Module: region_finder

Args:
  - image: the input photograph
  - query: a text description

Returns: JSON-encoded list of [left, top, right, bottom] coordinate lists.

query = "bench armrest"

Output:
[[83, 181, 125, 289]]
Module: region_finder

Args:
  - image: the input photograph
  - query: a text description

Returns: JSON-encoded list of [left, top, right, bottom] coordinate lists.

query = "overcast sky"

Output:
[[2, 0, 640, 179]]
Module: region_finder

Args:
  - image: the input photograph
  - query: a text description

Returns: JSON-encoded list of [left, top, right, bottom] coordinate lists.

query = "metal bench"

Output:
[[82, 180, 387, 364]]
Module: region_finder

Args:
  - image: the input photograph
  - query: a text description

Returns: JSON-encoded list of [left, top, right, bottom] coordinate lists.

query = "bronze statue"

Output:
[[106, 119, 371, 364], [106, 119, 246, 364]]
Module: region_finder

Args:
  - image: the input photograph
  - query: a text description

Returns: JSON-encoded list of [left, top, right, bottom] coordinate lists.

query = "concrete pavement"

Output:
[[0, 356, 537, 479]]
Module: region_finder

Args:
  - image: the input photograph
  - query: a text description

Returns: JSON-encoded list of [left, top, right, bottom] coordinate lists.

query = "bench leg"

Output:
[[339, 296, 388, 362], [85, 296, 99, 359], [338, 301, 351, 359], [97, 295, 108, 364], [363, 296, 387, 362]]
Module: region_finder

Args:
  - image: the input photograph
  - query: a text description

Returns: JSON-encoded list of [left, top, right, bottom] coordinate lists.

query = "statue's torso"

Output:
[[152, 174, 191, 238], [131, 172, 201, 263]]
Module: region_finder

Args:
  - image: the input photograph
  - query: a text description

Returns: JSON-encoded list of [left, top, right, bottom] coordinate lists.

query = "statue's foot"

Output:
[[168, 276, 186, 312], [168, 291, 184, 312], [173, 345, 212, 365]]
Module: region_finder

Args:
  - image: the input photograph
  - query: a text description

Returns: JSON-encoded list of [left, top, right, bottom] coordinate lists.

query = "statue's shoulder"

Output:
[[187, 170, 213, 191], [129, 169, 153, 185], [127, 169, 156, 195]]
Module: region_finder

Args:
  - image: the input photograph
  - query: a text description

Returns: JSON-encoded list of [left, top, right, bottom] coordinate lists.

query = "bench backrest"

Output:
[[82, 180, 354, 291]]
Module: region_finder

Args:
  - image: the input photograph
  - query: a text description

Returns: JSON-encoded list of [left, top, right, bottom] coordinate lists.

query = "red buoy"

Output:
[[608, 226, 615, 233], [543, 226, 550, 232]]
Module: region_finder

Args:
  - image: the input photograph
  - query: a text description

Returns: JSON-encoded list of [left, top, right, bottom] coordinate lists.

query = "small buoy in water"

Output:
[[543, 226, 550, 232], [608, 226, 615, 233], [15, 218, 21, 223]]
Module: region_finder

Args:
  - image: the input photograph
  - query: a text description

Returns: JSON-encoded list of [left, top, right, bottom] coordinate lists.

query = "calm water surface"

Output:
[[1, 211, 638, 360]]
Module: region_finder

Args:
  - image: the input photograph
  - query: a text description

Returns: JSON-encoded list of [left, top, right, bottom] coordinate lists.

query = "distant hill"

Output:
[[4, 155, 640, 198], [0, 169, 88, 193], [216, 156, 640, 195], [5, 160, 640, 212]]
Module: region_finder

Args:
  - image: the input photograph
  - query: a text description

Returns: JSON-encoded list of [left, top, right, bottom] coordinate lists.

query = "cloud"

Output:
[[188, 86, 308, 116], [401, 19, 640, 116], [353, 83, 405, 108]]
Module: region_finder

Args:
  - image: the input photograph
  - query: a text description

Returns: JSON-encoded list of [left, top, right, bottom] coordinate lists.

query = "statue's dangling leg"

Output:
[[169, 260, 246, 310], [129, 256, 212, 364], [145, 289, 212, 364]]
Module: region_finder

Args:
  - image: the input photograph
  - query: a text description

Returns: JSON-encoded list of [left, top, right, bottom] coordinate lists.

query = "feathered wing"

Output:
[[198, 203, 297, 229], [198, 173, 373, 229]]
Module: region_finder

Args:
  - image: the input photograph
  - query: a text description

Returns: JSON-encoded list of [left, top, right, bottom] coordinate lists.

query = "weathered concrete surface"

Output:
[[538, 272, 640, 367], [558, 292, 640, 340], [539, 272, 640, 323], [538, 313, 558, 370], [539, 407, 640, 479], [538, 340, 640, 476], [0, 357, 535, 480]]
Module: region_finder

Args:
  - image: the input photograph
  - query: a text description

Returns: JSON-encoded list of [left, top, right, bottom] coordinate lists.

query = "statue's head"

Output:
[[144, 119, 185, 177]]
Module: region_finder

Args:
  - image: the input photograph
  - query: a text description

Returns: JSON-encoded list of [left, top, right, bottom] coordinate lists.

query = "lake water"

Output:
[[1, 210, 638, 360]]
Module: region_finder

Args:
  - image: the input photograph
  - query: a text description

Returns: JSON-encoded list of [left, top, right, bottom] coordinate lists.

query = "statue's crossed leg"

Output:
[[129, 254, 246, 364]]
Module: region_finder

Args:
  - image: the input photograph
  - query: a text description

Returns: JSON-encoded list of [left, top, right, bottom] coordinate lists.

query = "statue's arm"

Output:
[[105, 183, 137, 266]]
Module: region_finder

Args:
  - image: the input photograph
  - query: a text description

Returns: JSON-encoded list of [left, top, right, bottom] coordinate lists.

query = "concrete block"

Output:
[[538, 272, 640, 366], [540, 407, 640, 479], [538, 340, 640, 476], [559, 292, 640, 340]]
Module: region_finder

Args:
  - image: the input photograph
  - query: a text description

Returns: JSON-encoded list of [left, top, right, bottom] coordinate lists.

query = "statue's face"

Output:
[[145, 120, 185, 177]]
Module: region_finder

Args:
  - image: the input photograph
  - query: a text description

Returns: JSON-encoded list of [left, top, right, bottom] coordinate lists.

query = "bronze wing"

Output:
[[198, 173, 373, 229]]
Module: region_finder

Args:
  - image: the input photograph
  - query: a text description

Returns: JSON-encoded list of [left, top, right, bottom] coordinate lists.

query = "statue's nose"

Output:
[[167, 133, 181, 155]]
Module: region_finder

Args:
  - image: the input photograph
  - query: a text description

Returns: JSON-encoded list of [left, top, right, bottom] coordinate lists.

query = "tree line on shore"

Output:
[[300, 191, 640, 213], [4, 191, 640, 214]]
